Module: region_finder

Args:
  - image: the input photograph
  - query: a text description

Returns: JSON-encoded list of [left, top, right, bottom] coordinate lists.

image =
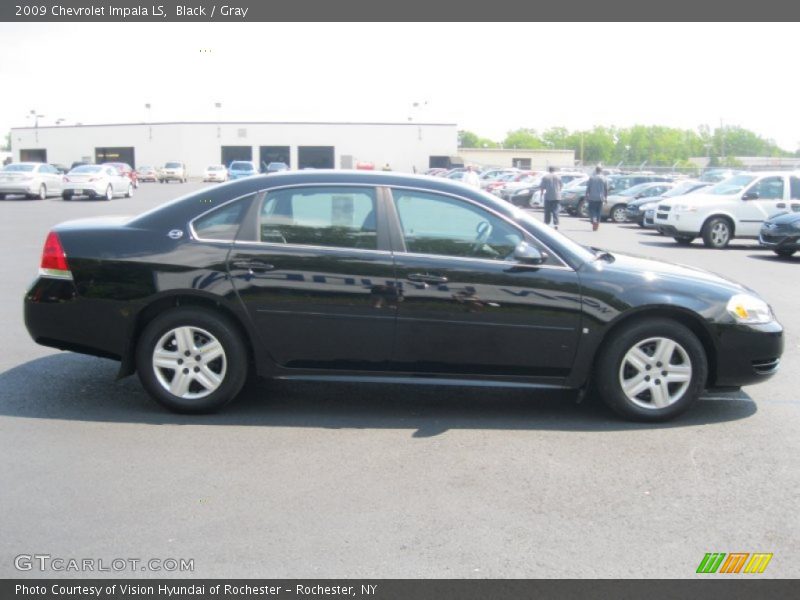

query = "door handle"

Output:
[[231, 260, 275, 273], [407, 273, 448, 284]]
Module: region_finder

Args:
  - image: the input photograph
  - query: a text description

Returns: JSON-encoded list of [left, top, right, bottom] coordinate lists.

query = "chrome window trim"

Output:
[[188, 191, 263, 243], [385, 184, 573, 270]]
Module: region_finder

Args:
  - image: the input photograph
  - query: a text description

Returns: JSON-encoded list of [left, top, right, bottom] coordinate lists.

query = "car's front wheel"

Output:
[[136, 308, 249, 413], [610, 204, 628, 223], [105, 185, 113, 201], [702, 217, 733, 249], [595, 318, 707, 421]]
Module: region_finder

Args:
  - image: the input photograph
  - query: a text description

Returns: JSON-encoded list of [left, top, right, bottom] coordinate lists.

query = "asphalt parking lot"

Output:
[[1, 182, 798, 578]]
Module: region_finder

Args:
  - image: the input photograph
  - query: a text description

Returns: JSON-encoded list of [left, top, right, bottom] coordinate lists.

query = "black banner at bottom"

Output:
[[3, 579, 797, 600]]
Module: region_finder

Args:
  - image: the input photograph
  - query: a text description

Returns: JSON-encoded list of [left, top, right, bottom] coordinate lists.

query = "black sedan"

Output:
[[759, 210, 800, 257], [24, 171, 783, 421]]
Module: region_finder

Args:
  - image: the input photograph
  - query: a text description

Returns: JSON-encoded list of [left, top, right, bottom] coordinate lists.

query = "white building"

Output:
[[459, 147, 575, 170], [9, 121, 459, 176]]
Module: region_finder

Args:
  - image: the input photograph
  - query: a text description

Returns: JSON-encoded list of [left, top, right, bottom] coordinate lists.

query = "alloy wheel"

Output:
[[618, 336, 692, 409], [151, 326, 227, 400]]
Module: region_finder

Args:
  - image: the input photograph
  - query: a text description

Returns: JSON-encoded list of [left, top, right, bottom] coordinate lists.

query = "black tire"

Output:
[[0, 193, 5, 200], [774, 247, 797, 258], [28, 184, 46, 200], [136, 307, 249, 413], [577, 200, 588, 218], [62, 193, 72, 201], [673, 235, 695, 245], [702, 217, 733, 249], [610, 204, 627, 223], [595, 318, 708, 422]]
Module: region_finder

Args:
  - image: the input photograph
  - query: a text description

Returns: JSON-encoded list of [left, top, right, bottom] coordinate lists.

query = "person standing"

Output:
[[585, 166, 608, 231], [462, 165, 481, 188], [539, 166, 563, 229]]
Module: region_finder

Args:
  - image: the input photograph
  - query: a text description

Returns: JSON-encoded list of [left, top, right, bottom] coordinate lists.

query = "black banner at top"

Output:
[[2, 0, 800, 21]]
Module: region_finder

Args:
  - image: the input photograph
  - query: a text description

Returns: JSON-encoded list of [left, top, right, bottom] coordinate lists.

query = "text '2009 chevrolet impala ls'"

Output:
[[24, 171, 783, 421]]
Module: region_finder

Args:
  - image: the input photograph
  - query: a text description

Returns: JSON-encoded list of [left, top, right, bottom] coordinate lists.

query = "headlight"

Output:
[[672, 204, 698, 213], [726, 294, 774, 324]]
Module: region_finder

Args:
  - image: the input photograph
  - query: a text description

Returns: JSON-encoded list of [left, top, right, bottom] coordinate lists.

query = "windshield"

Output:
[[707, 175, 756, 195], [230, 162, 254, 170], [663, 181, 702, 198], [618, 183, 656, 197], [3, 164, 35, 172], [164, 162, 182, 168], [71, 165, 103, 174]]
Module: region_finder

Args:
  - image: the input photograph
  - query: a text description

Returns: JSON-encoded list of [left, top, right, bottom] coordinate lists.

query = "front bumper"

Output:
[[759, 229, 800, 250], [711, 320, 784, 388]]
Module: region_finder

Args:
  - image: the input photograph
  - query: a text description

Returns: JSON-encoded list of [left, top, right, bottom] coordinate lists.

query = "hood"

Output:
[[583, 251, 749, 295], [764, 211, 800, 225]]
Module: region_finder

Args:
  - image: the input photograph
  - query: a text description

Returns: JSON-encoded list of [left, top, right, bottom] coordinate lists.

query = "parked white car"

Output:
[[159, 162, 187, 183], [203, 165, 228, 182], [655, 172, 800, 248], [62, 164, 133, 200], [0, 162, 64, 200]]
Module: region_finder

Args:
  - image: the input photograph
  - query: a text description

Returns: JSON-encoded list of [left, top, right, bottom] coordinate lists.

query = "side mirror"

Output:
[[513, 241, 547, 265], [742, 191, 759, 200]]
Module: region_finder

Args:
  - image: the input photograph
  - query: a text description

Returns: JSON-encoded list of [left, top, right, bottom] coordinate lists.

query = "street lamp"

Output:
[[215, 102, 222, 138], [145, 103, 152, 140]]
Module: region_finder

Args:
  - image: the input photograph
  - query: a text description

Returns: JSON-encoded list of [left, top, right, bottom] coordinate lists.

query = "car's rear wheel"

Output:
[[125, 184, 134, 198], [702, 217, 733, 249], [595, 318, 707, 421], [577, 200, 588, 218], [28, 184, 46, 200], [610, 204, 627, 223], [673, 235, 694, 245], [62, 192, 72, 201], [136, 308, 249, 413], [774, 247, 797, 258], [105, 185, 113, 201]]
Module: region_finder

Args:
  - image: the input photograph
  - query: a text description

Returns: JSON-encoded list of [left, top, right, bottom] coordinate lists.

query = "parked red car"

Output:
[[103, 162, 139, 189]]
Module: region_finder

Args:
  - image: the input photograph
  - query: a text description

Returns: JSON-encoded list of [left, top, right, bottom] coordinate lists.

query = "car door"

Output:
[[226, 184, 397, 370], [386, 187, 582, 380], [738, 175, 786, 236]]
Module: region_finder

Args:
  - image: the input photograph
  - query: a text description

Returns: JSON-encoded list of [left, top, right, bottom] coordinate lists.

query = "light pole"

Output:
[[215, 102, 222, 138], [28, 110, 45, 142], [145, 103, 152, 140]]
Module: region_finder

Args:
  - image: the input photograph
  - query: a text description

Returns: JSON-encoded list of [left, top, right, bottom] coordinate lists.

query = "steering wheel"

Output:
[[471, 220, 493, 254]]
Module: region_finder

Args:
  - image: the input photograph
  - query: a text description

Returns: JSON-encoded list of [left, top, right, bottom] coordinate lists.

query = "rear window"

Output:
[[230, 162, 254, 170], [71, 166, 103, 174], [164, 162, 182, 169], [3, 164, 35, 172]]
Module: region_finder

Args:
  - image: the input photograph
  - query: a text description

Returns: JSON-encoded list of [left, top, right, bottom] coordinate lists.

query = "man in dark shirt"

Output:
[[539, 166, 563, 229], [585, 166, 608, 231]]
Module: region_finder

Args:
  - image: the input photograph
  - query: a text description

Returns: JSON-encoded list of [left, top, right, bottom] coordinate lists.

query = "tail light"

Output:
[[39, 231, 72, 279]]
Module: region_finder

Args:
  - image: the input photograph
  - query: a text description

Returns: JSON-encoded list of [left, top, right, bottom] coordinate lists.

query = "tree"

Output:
[[2, 132, 9, 152], [458, 130, 498, 148], [503, 128, 545, 149]]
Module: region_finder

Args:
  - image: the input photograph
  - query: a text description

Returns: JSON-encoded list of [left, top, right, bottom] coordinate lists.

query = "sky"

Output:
[[2, 22, 799, 152]]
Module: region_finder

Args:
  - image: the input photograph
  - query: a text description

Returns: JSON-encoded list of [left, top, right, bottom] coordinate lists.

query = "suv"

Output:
[[655, 172, 800, 248], [159, 162, 187, 183]]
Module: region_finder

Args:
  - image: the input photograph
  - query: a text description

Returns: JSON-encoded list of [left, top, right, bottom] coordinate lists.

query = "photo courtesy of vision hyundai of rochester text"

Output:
[[24, 171, 783, 422]]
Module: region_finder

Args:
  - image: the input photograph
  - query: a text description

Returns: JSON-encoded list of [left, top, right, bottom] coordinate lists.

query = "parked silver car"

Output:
[[159, 161, 187, 183], [0, 162, 64, 200], [62, 165, 133, 200]]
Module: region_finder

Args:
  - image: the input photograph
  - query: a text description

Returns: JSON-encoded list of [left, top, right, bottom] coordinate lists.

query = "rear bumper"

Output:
[[0, 182, 38, 194], [24, 276, 127, 361], [712, 321, 784, 387]]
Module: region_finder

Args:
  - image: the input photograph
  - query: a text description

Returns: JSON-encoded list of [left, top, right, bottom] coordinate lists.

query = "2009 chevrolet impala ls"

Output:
[[24, 171, 783, 421]]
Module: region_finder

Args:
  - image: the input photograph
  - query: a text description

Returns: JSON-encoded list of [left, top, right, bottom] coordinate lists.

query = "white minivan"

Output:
[[655, 171, 800, 248]]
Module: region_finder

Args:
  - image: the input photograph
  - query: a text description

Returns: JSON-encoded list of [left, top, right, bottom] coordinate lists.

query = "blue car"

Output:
[[228, 161, 257, 180]]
